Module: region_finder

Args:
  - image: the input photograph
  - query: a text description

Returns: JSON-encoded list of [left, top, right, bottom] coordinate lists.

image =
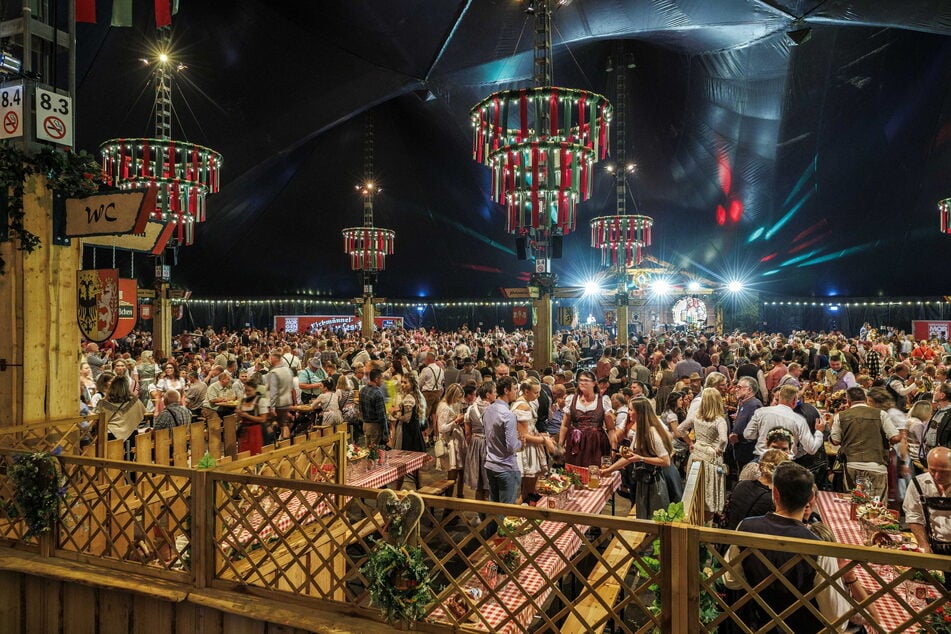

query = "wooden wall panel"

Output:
[[0, 570, 23, 631], [24, 576, 60, 634], [63, 584, 96, 634], [98, 588, 132, 633], [133, 594, 173, 634]]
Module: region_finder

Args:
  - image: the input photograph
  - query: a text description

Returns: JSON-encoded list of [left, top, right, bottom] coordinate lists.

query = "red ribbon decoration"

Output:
[[492, 97, 501, 153], [155, 0, 172, 28], [531, 144, 540, 228], [550, 89, 559, 137], [77, 0, 97, 24], [141, 141, 150, 177], [166, 140, 175, 178]]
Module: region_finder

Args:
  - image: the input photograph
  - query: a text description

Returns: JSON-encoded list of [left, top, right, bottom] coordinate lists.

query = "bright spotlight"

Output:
[[687, 281, 701, 292], [158, 53, 169, 63], [727, 280, 744, 293], [583, 281, 602, 296], [651, 280, 671, 295]]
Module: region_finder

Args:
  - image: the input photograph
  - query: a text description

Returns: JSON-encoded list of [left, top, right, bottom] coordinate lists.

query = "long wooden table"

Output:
[[223, 450, 431, 551], [815, 491, 930, 632], [429, 472, 621, 632]]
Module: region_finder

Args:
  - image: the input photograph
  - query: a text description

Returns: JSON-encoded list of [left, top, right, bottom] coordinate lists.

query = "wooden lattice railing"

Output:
[[215, 431, 347, 484], [206, 472, 665, 633], [1, 442, 950, 633], [0, 414, 101, 456]]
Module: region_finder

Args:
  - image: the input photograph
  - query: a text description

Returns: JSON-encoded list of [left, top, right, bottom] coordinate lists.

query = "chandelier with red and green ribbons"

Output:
[[470, 87, 612, 236], [99, 139, 222, 245], [940, 198, 951, 234], [590, 214, 653, 267], [342, 226, 395, 271]]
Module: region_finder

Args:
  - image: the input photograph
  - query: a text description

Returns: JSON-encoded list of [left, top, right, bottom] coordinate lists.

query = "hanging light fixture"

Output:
[[100, 27, 222, 246], [939, 198, 951, 234], [470, 0, 611, 267], [343, 115, 395, 289], [590, 48, 653, 268]]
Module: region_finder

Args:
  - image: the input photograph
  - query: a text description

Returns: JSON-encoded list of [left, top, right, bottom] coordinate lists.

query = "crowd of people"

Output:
[[79, 322, 951, 572]]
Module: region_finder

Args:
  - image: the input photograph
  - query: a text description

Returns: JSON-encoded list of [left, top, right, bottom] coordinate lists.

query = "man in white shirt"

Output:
[[904, 446, 951, 555], [267, 350, 295, 440], [745, 385, 827, 458]]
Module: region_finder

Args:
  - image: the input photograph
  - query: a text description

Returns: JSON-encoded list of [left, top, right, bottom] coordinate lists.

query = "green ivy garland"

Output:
[[637, 502, 723, 631], [3, 448, 68, 537], [0, 144, 103, 276], [360, 539, 435, 625]]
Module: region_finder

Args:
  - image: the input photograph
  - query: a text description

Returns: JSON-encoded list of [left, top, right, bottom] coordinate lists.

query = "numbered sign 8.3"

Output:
[[0, 81, 23, 140], [35, 86, 73, 146]]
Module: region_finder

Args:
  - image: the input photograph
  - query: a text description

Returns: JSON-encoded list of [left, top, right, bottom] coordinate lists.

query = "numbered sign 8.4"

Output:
[[35, 86, 73, 146], [0, 81, 23, 140]]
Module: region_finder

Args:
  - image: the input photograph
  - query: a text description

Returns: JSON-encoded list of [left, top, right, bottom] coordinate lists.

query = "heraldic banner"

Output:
[[78, 269, 120, 342]]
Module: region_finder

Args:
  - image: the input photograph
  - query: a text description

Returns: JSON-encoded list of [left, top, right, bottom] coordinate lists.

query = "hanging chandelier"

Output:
[[590, 214, 653, 267], [100, 139, 221, 244], [343, 116, 395, 280], [471, 87, 611, 236], [470, 0, 610, 250], [99, 27, 221, 246], [590, 47, 653, 269], [940, 198, 951, 234]]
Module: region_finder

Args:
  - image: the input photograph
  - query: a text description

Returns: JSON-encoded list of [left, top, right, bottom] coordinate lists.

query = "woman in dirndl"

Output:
[[559, 369, 614, 468]]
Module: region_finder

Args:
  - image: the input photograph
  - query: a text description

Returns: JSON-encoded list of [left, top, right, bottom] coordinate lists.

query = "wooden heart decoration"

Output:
[[377, 489, 424, 546]]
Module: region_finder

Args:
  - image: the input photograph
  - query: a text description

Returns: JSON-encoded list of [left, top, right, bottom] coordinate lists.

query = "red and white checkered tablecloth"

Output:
[[223, 450, 431, 551], [816, 491, 923, 632], [430, 472, 621, 632]]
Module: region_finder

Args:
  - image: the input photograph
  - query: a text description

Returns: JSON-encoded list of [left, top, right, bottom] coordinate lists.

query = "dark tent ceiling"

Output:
[[73, 0, 951, 299]]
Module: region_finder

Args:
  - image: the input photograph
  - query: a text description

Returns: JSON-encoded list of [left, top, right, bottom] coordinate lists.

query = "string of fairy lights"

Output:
[[174, 298, 951, 309]]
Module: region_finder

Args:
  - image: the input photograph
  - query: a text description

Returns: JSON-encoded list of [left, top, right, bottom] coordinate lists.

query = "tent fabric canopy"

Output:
[[73, 1, 951, 299]]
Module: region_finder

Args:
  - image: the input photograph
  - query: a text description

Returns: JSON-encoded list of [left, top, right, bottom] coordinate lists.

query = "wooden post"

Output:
[[153, 281, 172, 361], [616, 303, 629, 349], [361, 296, 374, 341], [532, 294, 552, 370], [0, 174, 82, 427], [660, 522, 699, 634], [190, 469, 212, 588]]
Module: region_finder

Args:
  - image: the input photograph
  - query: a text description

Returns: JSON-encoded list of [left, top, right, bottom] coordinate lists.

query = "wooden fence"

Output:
[[0, 444, 949, 633]]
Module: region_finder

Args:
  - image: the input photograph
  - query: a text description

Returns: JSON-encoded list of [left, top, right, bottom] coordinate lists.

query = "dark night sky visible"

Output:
[[70, 1, 951, 300]]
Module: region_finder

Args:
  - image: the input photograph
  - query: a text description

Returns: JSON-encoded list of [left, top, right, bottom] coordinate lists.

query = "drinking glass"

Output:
[[588, 465, 601, 488], [601, 456, 613, 470]]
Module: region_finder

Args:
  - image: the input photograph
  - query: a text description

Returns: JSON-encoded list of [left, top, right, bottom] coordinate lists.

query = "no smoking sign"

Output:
[[0, 81, 23, 140], [35, 86, 72, 146]]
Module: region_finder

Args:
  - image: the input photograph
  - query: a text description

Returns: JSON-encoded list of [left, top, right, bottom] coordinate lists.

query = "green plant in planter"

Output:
[[3, 449, 68, 537], [635, 502, 722, 631]]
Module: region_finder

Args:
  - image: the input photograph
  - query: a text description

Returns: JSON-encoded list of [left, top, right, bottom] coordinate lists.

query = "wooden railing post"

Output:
[[191, 469, 212, 588], [660, 522, 700, 634]]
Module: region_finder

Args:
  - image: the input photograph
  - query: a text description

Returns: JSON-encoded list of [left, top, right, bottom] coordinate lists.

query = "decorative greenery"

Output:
[[3, 448, 67, 537], [499, 548, 521, 571], [0, 145, 103, 275], [367, 444, 380, 461], [635, 502, 721, 631], [920, 602, 951, 633], [196, 451, 217, 469], [912, 568, 945, 584], [360, 540, 435, 625]]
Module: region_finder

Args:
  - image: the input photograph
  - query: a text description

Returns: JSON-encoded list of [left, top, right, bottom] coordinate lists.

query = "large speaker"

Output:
[[515, 237, 529, 260], [551, 235, 563, 259]]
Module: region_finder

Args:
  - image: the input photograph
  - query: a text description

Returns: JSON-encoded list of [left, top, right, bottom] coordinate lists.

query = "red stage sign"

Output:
[[139, 303, 153, 320], [273, 315, 404, 334], [111, 279, 138, 339], [912, 320, 951, 342]]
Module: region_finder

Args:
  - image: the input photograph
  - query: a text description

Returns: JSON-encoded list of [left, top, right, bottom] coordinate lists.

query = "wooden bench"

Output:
[[559, 506, 647, 634], [418, 478, 456, 497]]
